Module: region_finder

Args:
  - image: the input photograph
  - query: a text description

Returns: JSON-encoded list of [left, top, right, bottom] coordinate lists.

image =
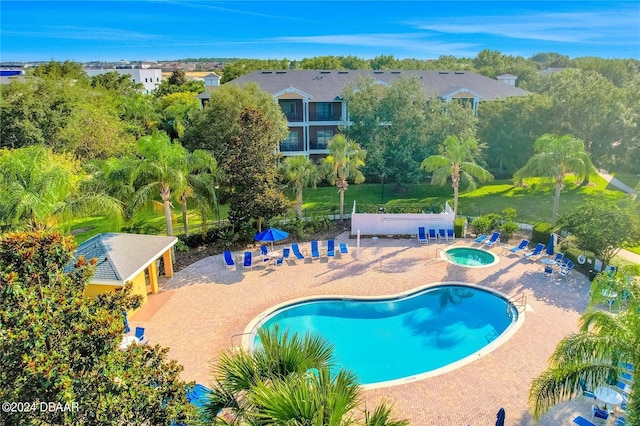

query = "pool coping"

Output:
[[242, 281, 526, 390]]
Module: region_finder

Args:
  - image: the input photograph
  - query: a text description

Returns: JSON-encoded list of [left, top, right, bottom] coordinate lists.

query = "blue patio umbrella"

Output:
[[496, 408, 506, 426], [546, 233, 556, 256], [254, 227, 289, 249]]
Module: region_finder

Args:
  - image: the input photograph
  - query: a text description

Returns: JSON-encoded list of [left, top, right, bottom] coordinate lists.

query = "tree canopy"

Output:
[[558, 200, 640, 266], [0, 230, 196, 425]]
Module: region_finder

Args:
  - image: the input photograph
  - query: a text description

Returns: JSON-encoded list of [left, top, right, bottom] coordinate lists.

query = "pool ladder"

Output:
[[230, 332, 257, 348], [506, 291, 527, 319], [435, 248, 452, 261]]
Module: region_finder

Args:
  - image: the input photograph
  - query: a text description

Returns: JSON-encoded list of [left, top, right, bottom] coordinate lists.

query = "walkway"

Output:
[[598, 170, 637, 195], [131, 235, 597, 425]]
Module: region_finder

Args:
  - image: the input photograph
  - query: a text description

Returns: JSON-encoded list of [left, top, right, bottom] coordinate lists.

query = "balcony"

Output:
[[283, 111, 303, 122], [280, 140, 304, 152]]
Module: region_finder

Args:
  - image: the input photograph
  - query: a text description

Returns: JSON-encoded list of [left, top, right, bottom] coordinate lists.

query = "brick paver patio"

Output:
[[131, 234, 598, 425]]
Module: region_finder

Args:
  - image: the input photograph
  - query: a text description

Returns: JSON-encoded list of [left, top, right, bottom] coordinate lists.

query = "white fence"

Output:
[[350, 201, 455, 236]]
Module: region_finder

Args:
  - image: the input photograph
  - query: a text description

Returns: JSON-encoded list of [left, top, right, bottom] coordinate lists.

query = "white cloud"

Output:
[[413, 9, 639, 44]]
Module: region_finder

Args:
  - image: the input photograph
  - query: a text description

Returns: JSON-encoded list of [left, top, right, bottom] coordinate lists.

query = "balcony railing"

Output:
[[309, 141, 329, 150], [309, 111, 342, 122], [280, 141, 304, 152], [284, 112, 303, 122]]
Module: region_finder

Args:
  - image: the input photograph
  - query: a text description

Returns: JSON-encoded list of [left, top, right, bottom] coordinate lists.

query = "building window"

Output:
[[280, 101, 299, 121], [316, 103, 333, 120], [281, 131, 299, 151], [316, 130, 333, 149]]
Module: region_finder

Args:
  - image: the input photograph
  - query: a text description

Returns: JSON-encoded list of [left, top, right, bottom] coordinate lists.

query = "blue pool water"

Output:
[[445, 247, 497, 267], [254, 285, 517, 385]]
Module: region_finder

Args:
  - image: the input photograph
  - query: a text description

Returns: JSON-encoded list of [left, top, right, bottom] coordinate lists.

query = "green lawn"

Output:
[[302, 174, 626, 224], [66, 202, 228, 244], [66, 174, 632, 244]]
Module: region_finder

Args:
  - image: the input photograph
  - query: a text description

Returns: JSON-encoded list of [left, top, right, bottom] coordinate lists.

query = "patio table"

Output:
[[594, 385, 623, 410]]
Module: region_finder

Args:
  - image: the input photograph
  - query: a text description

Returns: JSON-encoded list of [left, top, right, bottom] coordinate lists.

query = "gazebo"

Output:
[[71, 233, 177, 309]]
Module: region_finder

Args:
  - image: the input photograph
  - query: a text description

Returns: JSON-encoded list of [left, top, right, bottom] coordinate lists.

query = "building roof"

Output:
[[231, 70, 528, 102], [69, 233, 177, 286]]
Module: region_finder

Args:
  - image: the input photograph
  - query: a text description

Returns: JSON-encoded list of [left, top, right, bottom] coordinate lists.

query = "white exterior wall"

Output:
[[85, 68, 162, 93], [351, 212, 454, 236]]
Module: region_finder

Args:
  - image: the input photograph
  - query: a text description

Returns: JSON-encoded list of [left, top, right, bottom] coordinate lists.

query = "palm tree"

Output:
[[420, 134, 493, 217], [0, 146, 122, 230], [321, 135, 366, 223], [514, 133, 596, 225], [279, 156, 320, 218], [529, 271, 639, 423], [130, 131, 189, 236], [203, 326, 408, 425], [178, 150, 220, 237]]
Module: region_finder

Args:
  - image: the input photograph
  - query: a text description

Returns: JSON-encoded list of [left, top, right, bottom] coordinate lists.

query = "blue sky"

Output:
[[1, 1, 639, 62]]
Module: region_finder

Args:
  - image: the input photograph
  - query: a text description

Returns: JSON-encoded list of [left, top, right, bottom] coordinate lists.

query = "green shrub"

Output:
[[454, 217, 467, 238], [532, 222, 554, 245], [471, 216, 492, 235], [499, 221, 519, 241]]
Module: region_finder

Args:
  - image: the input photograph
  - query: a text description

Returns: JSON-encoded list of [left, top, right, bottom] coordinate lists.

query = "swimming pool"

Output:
[[249, 284, 520, 387], [444, 247, 498, 267]]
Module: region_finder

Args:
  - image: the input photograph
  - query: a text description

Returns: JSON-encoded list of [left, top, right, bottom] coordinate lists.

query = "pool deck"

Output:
[[131, 234, 597, 425]]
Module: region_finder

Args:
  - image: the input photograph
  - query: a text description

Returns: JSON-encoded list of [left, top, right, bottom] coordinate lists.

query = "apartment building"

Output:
[[85, 68, 162, 94], [222, 70, 529, 159]]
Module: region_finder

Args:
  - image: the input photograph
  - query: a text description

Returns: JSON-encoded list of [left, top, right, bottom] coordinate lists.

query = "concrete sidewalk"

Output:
[[598, 170, 637, 195]]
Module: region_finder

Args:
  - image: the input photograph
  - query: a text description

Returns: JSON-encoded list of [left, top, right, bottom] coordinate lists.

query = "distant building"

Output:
[[85, 68, 162, 94], [497, 74, 517, 86], [206, 69, 528, 159]]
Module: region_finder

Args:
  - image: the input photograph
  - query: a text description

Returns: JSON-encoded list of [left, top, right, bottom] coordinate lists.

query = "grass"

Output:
[[64, 174, 634, 250], [66, 202, 227, 244], [302, 174, 627, 224]]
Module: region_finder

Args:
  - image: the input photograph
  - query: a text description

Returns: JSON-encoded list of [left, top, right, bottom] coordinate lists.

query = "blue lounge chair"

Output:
[[339, 243, 348, 255], [474, 234, 487, 243], [135, 326, 146, 343], [243, 251, 253, 270], [621, 362, 634, 372], [524, 243, 545, 260], [553, 253, 564, 267], [580, 379, 596, 399], [616, 417, 627, 426], [326, 240, 335, 258], [544, 265, 554, 280], [559, 261, 575, 280], [484, 232, 500, 247], [446, 229, 455, 240], [223, 250, 235, 269], [311, 240, 320, 259], [418, 227, 428, 244], [260, 245, 271, 263], [509, 239, 529, 254], [291, 243, 305, 260], [428, 229, 438, 242], [573, 416, 595, 426], [592, 405, 608, 421], [438, 229, 446, 240], [620, 371, 633, 382], [273, 248, 289, 266]]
